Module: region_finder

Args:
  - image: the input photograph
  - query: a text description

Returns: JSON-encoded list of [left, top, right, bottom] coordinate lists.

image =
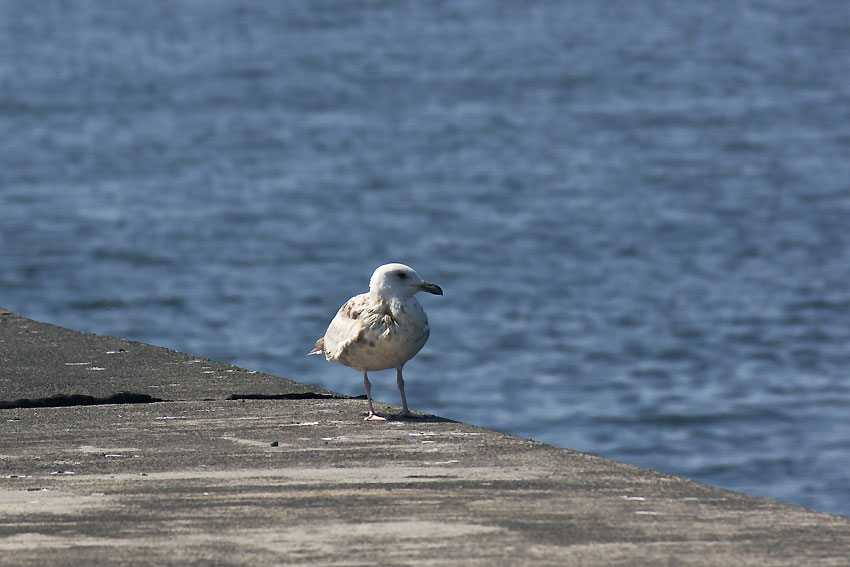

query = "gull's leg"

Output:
[[397, 366, 411, 417], [363, 371, 386, 421]]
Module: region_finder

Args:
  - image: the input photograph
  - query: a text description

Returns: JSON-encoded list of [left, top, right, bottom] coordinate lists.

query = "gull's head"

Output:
[[369, 263, 443, 298]]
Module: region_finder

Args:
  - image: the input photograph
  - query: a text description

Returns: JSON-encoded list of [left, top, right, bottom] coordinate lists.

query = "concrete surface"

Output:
[[1, 308, 849, 566]]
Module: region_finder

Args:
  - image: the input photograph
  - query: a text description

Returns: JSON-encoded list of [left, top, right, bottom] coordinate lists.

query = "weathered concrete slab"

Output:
[[1, 309, 849, 566], [0, 309, 330, 403]]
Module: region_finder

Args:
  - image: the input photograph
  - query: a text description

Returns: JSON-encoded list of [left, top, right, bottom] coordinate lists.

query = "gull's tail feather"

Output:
[[308, 338, 325, 356]]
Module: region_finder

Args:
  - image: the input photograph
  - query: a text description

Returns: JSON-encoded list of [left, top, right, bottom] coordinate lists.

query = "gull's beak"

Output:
[[419, 281, 443, 295]]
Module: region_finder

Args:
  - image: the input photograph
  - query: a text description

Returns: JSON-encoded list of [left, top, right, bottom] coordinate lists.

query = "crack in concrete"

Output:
[[0, 392, 166, 410]]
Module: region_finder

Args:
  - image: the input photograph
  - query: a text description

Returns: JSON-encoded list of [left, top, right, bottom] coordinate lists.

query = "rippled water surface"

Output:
[[2, 1, 850, 516]]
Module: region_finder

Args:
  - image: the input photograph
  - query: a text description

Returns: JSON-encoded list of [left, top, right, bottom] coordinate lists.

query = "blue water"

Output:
[[3, 1, 850, 517]]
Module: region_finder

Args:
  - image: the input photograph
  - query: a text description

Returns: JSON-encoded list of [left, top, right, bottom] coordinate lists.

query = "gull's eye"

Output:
[[396, 272, 408, 280]]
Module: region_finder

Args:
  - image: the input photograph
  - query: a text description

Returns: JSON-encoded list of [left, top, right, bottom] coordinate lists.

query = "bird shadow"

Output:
[[384, 413, 458, 423]]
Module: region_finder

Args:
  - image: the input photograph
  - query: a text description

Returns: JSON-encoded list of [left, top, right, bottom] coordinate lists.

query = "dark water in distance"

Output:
[[2, 1, 850, 516]]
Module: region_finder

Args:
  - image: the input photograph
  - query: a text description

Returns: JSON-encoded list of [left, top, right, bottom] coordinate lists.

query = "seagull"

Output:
[[310, 263, 443, 420]]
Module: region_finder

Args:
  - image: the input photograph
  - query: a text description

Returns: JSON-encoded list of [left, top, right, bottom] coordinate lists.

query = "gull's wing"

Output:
[[320, 293, 372, 361]]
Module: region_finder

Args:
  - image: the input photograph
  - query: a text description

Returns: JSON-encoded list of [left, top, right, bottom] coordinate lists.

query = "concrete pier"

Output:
[[1, 308, 848, 566]]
